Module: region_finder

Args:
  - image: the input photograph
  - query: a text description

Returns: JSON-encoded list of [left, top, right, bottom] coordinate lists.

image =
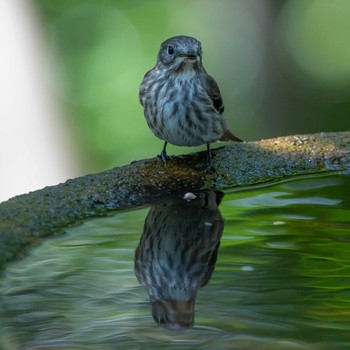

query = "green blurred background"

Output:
[[33, 0, 350, 173]]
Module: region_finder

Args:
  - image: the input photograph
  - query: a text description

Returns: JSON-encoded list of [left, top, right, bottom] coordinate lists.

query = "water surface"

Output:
[[1, 174, 349, 349]]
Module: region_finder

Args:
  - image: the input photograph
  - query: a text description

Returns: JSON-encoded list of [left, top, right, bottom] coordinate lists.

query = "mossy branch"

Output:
[[0, 131, 349, 267]]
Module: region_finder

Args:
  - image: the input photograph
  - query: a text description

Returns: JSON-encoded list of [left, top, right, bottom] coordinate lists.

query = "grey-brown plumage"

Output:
[[139, 35, 242, 168], [134, 191, 224, 330]]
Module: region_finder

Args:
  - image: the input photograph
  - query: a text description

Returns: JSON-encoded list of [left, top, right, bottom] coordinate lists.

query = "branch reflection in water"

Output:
[[134, 191, 224, 330]]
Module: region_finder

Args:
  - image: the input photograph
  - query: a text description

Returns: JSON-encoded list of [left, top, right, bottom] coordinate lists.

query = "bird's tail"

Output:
[[220, 129, 243, 142]]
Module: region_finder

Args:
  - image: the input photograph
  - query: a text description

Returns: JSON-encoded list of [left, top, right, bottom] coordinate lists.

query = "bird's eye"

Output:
[[167, 45, 175, 55]]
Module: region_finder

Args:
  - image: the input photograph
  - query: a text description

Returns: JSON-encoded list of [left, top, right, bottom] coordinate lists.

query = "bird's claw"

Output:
[[204, 162, 215, 173], [158, 151, 172, 163]]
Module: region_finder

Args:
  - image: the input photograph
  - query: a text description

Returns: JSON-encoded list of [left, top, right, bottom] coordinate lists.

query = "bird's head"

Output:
[[156, 35, 203, 71], [151, 298, 195, 330]]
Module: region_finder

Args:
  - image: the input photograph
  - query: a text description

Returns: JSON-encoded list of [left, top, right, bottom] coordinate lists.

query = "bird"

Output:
[[139, 35, 243, 170], [134, 191, 224, 329]]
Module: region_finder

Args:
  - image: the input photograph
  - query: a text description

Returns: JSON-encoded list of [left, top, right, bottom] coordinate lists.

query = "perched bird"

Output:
[[134, 191, 224, 330], [139, 35, 242, 169]]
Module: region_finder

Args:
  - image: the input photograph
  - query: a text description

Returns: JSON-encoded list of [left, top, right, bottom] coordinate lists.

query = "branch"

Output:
[[0, 131, 349, 267]]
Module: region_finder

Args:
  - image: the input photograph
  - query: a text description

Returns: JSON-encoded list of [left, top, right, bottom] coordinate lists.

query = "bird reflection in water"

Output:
[[134, 191, 224, 330]]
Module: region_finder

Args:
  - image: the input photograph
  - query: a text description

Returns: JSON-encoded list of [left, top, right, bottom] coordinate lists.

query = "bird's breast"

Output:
[[142, 70, 225, 146]]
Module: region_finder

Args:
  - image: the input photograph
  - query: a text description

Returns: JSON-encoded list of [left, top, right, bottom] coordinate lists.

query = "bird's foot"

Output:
[[204, 162, 215, 173], [158, 150, 172, 163]]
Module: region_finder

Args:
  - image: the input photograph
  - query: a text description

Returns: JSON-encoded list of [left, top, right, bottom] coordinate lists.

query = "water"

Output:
[[1, 174, 349, 350]]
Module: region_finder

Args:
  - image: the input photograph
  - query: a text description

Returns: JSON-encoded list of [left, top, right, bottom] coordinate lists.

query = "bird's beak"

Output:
[[178, 54, 197, 60]]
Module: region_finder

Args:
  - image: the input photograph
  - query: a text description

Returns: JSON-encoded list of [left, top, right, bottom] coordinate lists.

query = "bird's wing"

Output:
[[204, 74, 225, 114], [139, 69, 154, 106], [204, 73, 243, 143]]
